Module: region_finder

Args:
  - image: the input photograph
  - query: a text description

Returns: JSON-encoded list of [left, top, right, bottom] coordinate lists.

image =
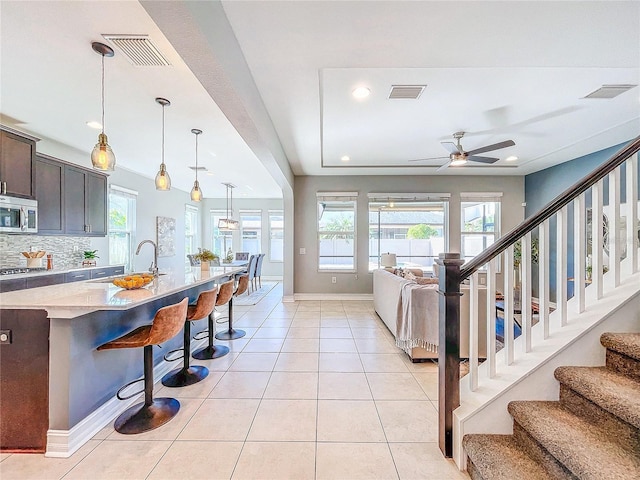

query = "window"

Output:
[[317, 192, 357, 271], [108, 185, 137, 272], [461, 193, 502, 265], [269, 210, 284, 262], [185, 205, 199, 265], [368, 194, 449, 272], [211, 210, 232, 258], [240, 210, 262, 254]]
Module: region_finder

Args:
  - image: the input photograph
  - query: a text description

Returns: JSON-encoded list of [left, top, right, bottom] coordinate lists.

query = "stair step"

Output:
[[463, 434, 556, 480], [508, 401, 640, 480], [555, 366, 640, 429], [601, 333, 640, 361]]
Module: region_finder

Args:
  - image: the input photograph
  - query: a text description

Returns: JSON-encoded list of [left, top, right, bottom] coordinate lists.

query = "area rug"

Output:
[[234, 281, 278, 306]]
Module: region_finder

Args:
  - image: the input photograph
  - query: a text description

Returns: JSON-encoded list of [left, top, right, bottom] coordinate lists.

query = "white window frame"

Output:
[[211, 209, 232, 258], [108, 185, 137, 272], [269, 210, 284, 263], [367, 193, 450, 272], [460, 192, 502, 268], [185, 204, 199, 266], [240, 209, 262, 255], [317, 192, 358, 273]]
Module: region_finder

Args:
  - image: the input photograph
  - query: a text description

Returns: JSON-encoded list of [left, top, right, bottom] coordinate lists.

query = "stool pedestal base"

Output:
[[192, 344, 229, 360], [215, 329, 246, 340], [114, 397, 180, 434], [161, 365, 209, 388]]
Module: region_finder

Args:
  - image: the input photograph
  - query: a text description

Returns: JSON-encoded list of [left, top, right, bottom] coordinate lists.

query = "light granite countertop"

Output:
[[0, 266, 244, 318]]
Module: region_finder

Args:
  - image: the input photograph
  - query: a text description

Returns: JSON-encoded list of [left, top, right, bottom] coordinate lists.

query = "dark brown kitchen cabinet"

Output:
[[0, 129, 36, 199], [34, 156, 64, 234], [63, 165, 107, 236]]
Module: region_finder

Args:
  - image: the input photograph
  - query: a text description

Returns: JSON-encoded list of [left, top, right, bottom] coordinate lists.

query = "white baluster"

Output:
[[593, 179, 604, 299], [539, 220, 550, 339], [469, 272, 479, 391], [486, 258, 497, 378], [557, 206, 568, 327], [521, 232, 532, 352], [626, 155, 638, 273], [609, 168, 621, 287], [505, 245, 515, 365], [574, 194, 586, 313]]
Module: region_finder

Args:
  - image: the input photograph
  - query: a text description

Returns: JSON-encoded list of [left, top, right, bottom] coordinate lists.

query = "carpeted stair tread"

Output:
[[554, 366, 640, 429], [600, 333, 640, 361], [463, 434, 555, 480], [508, 401, 640, 480]]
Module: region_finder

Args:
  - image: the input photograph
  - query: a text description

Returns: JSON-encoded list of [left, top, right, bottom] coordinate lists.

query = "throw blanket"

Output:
[[397, 283, 439, 354]]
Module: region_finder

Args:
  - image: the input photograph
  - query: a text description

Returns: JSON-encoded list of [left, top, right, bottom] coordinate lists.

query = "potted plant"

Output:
[[193, 249, 219, 270], [82, 250, 99, 267]]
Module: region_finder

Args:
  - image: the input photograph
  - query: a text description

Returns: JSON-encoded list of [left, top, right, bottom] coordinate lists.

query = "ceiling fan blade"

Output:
[[435, 162, 451, 172], [468, 155, 499, 164], [465, 140, 515, 156], [408, 156, 450, 162], [441, 141, 461, 154]]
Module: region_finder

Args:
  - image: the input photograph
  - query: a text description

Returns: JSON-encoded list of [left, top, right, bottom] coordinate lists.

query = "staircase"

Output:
[[463, 332, 640, 480]]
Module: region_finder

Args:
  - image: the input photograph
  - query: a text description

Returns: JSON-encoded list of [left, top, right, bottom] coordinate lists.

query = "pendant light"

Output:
[[154, 97, 171, 190], [218, 183, 239, 230], [90, 42, 116, 171], [190, 129, 203, 202]]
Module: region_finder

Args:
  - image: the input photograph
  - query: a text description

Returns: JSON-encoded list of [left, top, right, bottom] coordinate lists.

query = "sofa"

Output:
[[373, 269, 487, 361]]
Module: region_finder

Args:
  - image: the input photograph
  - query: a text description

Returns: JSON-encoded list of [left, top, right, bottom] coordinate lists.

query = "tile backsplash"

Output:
[[0, 234, 91, 269]]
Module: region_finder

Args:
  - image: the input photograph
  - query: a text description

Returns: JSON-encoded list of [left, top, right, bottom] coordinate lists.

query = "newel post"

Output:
[[436, 252, 464, 457]]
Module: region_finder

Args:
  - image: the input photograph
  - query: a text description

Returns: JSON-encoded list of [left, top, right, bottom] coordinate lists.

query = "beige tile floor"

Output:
[[0, 284, 468, 480]]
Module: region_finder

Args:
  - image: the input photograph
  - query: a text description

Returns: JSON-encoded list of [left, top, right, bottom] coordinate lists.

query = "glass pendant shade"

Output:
[[91, 133, 116, 171], [190, 128, 203, 202], [155, 97, 171, 191], [90, 42, 116, 171], [190, 180, 202, 202], [155, 163, 171, 190]]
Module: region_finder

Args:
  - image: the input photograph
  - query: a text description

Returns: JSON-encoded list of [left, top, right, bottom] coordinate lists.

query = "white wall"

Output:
[[294, 175, 525, 295]]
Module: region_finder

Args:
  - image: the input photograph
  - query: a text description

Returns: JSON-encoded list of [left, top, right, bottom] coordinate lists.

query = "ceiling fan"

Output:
[[410, 131, 515, 171]]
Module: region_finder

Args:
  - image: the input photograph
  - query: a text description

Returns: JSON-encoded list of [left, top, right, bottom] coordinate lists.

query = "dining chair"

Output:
[[246, 254, 258, 293], [255, 253, 265, 289]]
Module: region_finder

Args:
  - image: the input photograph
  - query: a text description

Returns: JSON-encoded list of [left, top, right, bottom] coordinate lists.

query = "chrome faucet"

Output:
[[135, 240, 158, 276]]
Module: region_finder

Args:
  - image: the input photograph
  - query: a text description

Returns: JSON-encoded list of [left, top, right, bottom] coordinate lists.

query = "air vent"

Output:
[[102, 35, 170, 66], [583, 84, 637, 99], [388, 85, 426, 99], [189, 166, 207, 171]]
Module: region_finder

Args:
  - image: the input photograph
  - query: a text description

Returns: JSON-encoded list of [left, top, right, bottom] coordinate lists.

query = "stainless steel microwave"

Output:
[[0, 196, 38, 233]]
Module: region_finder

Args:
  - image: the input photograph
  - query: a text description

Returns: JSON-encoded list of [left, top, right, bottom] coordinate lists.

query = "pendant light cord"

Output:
[[195, 133, 199, 182], [161, 104, 165, 167], [101, 53, 105, 135]]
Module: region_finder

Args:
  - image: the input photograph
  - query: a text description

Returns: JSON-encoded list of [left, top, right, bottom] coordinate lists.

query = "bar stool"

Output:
[[215, 276, 247, 341], [192, 281, 234, 360], [161, 288, 217, 388], [97, 297, 188, 434]]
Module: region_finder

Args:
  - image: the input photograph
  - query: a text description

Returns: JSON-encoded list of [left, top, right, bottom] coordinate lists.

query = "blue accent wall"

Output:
[[524, 140, 637, 300]]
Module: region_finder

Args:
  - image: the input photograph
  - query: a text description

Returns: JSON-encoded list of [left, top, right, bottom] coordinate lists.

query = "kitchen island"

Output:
[[0, 266, 244, 456]]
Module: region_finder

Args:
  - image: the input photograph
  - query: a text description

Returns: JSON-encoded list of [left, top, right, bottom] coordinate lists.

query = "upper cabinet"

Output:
[[35, 156, 107, 237], [63, 166, 107, 236], [35, 156, 64, 234], [0, 129, 36, 199]]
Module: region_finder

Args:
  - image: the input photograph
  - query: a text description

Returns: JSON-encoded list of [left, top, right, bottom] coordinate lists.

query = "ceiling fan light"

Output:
[[91, 133, 116, 171], [450, 157, 467, 166]]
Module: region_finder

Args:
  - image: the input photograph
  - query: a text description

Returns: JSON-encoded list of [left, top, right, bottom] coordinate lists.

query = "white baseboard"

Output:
[[45, 335, 209, 458], [293, 293, 373, 301], [261, 276, 283, 281]]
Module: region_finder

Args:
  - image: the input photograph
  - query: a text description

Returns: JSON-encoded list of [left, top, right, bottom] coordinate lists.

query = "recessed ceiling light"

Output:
[[352, 87, 371, 99], [505, 155, 518, 162], [341, 155, 350, 162], [206, 170, 215, 176], [86, 121, 102, 129], [209, 152, 217, 157]]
